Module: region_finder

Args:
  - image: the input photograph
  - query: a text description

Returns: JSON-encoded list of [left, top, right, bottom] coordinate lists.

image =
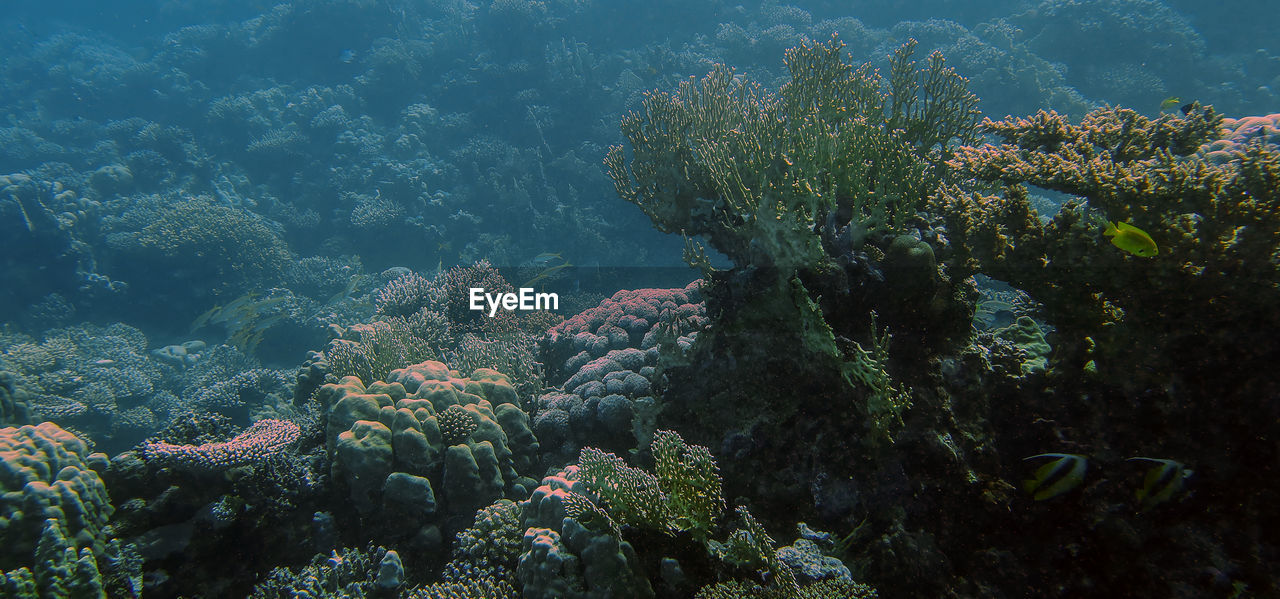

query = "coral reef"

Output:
[[939, 105, 1276, 387], [0, 322, 164, 453], [316, 361, 540, 563], [0, 422, 139, 597], [102, 194, 293, 308], [139, 418, 300, 471], [535, 282, 705, 463], [1, 3, 1277, 598]]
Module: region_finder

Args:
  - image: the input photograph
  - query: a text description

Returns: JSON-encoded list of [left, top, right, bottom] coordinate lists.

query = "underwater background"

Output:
[[1, 0, 1278, 597]]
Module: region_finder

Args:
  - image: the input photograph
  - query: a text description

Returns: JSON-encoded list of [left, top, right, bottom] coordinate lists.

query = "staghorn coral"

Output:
[[324, 319, 443, 385], [709, 506, 798, 595], [575, 430, 724, 542], [576, 446, 671, 533], [650, 429, 724, 542], [375, 271, 440, 318], [406, 498, 524, 598], [694, 578, 878, 599], [405, 574, 517, 599], [929, 106, 1280, 595], [249, 544, 392, 599]]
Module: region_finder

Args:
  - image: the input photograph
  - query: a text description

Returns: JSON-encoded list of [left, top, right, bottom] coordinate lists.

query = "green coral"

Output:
[[708, 506, 798, 595], [937, 105, 1279, 383], [317, 362, 539, 517], [605, 35, 977, 273], [991, 316, 1051, 375], [650, 429, 724, 542], [105, 195, 291, 296], [325, 319, 442, 386], [574, 430, 724, 541], [846, 313, 913, 443], [575, 446, 670, 532]]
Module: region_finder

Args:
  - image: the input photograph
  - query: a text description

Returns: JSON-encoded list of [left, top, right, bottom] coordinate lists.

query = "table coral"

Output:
[[139, 418, 300, 471], [939, 105, 1280, 387]]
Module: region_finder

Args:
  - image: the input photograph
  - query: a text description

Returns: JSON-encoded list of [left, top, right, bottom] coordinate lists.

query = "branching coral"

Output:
[[574, 430, 724, 542], [709, 506, 799, 595], [935, 105, 1280, 384], [104, 195, 292, 297], [575, 446, 671, 533], [650, 429, 724, 542], [605, 35, 978, 272], [140, 418, 300, 471], [325, 319, 443, 385]]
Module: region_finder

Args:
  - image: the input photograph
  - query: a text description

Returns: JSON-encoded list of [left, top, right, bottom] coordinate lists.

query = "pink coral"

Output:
[[547, 281, 704, 349], [142, 418, 300, 470]]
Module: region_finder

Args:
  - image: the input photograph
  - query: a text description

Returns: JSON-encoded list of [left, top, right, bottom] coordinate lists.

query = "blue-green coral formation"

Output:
[[606, 35, 977, 274], [318, 361, 540, 556], [250, 544, 398, 599], [1, 4, 1278, 598], [316, 262, 555, 399], [0, 323, 164, 452], [603, 41, 982, 588], [0, 422, 139, 598]]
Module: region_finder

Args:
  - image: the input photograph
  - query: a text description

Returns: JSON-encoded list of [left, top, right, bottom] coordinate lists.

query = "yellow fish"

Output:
[[1104, 221, 1158, 257], [1128, 457, 1192, 512], [1023, 453, 1088, 501], [1159, 96, 1182, 112]]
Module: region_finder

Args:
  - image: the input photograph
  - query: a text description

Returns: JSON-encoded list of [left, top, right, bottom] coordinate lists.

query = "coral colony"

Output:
[[2, 2, 1278, 598]]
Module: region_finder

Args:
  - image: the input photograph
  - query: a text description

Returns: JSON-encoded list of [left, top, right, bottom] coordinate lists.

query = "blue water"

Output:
[[1, 1, 1276, 597]]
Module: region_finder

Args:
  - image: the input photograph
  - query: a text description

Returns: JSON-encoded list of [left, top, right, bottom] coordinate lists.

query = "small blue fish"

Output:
[[339, 49, 356, 63], [1128, 457, 1192, 511], [1023, 453, 1088, 500]]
